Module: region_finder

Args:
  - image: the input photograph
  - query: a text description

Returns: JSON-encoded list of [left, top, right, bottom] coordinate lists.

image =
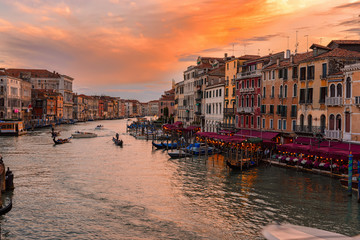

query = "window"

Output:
[[319, 87, 327, 103], [292, 66, 298, 78], [232, 87, 235, 96], [284, 85, 288, 98], [258, 79, 261, 87], [329, 114, 335, 130], [283, 69, 288, 80], [271, 86, 274, 98], [345, 112, 350, 133], [291, 105, 297, 118], [262, 118, 265, 128], [278, 69, 283, 79], [251, 95, 254, 107], [300, 89, 306, 103], [241, 116, 244, 125], [293, 84, 297, 97], [336, 84, 342, 97], [279, 85, 283, 98], [307, 66, 315, 80], [330, 84, 335, 97], [346, 77, 351, 98], [209, 91, 211, 98], [227, 63, 229, 70], [270, 119, 273, 129], [307, 88, 313, 103], [264, 72, 267, 80], [251, 116, 254, 126], [241, 96, 244, 107], [225, 88, 228, 97], [246, 116, 249, 125], [257, 116, 260, 128], [216, 90, 218, 97], [251, 79, 254, 88], [236, 82, 239, 89], [270, 105, 274, 114], [263, 87, 266, 98], [300, 67, 306, 80], [322, 63, 327, 78], [283, 120, 286, 130], [219, 89, 222, 97], [292, 120, 296, 131], [261, 105, 267, 114], [247, 80, 249, 88], [272, 70, 275, 79], [257, 95, 261, 107], [242, 81, 245, 89], [246, 96, 249, 107]]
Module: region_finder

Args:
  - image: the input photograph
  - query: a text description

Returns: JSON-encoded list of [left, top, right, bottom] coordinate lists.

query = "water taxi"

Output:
[[0, 121, 27, 136], [71, 131, 97, 138]]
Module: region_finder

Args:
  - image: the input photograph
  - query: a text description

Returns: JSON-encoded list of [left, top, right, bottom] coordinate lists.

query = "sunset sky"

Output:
[[0, 0, 359, 101]]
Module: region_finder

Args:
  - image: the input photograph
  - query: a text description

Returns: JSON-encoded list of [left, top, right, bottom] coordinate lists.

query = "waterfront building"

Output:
[[261, 51, 310, 134], [19, 77, 32, 126], [73, 94, 86, 121], [334, 63, 360, 142], [181, 56, 228, 127], [158, 87, 175, 122], [0, 69, 26, 120], [174, 80, 184, 123], [236, 53, 284, 130], [118, 99, 126, 118], [223, 55, 259, 130], [31, 89, 58, 123], [204, 66, 225, 132], [6, 69, 74, 122], [148, 100, 159, 117], [296, 43, 360, 138]]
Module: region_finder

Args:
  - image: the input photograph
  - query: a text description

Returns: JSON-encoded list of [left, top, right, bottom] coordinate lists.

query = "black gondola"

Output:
[[112, 137, 123, 147], [53, 137, 72, 144], [0, 199, 12, 215], [152, 141, 165, 149], [226, 160, 255, 170]]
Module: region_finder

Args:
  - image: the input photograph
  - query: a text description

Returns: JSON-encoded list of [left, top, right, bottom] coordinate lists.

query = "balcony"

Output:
[[237, 69, 262, 80], [325, 97, 343, 106], [237, 107, 254, 113], [195, 111, 202, 115], [195, 97, 202, 102], [325, 129, 342, 139], [224, 108, 235, 114], [295, 125, 325, 134], [239, 87, 254, 93], [219, 123, 235, 129]]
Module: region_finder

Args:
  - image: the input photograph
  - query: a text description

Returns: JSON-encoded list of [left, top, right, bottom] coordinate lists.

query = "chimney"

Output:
[[276, 58, 280, 66], [286, 50, 290, 59], [224, 53, 228, 59]]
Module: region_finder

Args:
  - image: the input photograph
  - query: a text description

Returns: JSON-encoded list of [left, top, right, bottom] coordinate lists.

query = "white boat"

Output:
[[95, 125, 104, 130], [71, 131, 97, 138], [262, 223, 360, 240]]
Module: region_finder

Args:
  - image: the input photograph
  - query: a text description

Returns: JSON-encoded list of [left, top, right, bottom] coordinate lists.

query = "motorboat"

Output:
[[71, 131, 97, 138], [168, 150, 192, 159], [95, 125, 104, 130]]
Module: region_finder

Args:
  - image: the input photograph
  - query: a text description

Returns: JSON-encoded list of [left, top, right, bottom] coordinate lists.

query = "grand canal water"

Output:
[[0, 119, 359, 239]]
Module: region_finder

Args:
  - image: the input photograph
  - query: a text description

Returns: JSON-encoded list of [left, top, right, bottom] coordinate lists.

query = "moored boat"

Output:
[[168, 150, 192, 158], [0, 198, 12, 216], [152, 141, 166, 149], [72, 131, 97, 138], [0, 121, 27, 136]]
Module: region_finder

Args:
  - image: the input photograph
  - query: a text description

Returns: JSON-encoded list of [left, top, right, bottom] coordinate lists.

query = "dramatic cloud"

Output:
[[0, 0, 358, 101]]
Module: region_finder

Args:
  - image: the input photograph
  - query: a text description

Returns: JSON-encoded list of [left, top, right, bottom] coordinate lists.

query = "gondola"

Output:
[[0, 199, 12, 215], [152, 141, 166, 149], [112, 137, 123, 147], [53, 137, 72, 144], [226, 160, 255, 170]]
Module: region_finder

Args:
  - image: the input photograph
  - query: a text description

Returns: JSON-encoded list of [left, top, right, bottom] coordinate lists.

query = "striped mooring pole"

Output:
[[348, 152, 353, 196]]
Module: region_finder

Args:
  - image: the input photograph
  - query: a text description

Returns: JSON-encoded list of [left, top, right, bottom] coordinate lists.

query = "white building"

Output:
[[204, 76, 225, 132]]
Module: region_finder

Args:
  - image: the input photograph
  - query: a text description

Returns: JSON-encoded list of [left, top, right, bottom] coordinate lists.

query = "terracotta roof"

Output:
[[6, 68, 61, 78], [208, 65, 225, 76], [310, 44, 332, 50], [328, 40, 360, 47], [311, 48, 360, 60]]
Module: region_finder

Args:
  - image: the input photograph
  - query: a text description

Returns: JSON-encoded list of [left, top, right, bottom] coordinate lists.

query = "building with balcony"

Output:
[[296, 42, 360, 137], [236, 53, 283, 130], [223, 55, 259, 130]]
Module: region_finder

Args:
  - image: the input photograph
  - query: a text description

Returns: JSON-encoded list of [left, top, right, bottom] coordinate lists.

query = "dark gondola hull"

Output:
[[112, 137, 123, 147], [226, 160, 255, 171], [53, 138, 71, 144], [152, 141, 165, 149], [0, 199, 12, 215]]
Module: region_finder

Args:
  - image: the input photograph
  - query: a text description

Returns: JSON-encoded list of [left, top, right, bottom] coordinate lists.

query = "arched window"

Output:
[[300, 114, 304, 131], [336, 114, 342, 130], [251, 95, 254, 107], [329, 114, 335, 130], [345, 112, 350, 133], [284, 85, 288, 98], [293, 84, 297, 97], [241, 96, 244, 107], [346, 77, 351, 98], [257, 94, 261, 107], [263, 87, 266, 98], [337, 83, 342, 97], [320, 115, 326, 133], [271, 86, 274, 97], [330, 84, 335, 97], [279, 85, 283, 98], [246, 96, 249, 107], [308, 115, 312, 132]]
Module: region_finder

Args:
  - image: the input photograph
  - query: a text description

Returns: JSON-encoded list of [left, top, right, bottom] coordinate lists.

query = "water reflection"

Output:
[[0, 119, 358, 239]]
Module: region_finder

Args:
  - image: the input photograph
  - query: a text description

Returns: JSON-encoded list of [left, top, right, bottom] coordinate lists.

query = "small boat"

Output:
[[0, 198, 12, 216], [262, 223, 358, 239], [95, 125, 104, 130], [226, 160, 255, 170], [152, 141, 166, 149], [0, 121, 27, 136], [168, 150, 192, 158], [53, 137, 72, 144], [72, 131, 97, 138], [112, 137, 123, 147], [161, 142, 181, 150], [51, 131, 61, 137]]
